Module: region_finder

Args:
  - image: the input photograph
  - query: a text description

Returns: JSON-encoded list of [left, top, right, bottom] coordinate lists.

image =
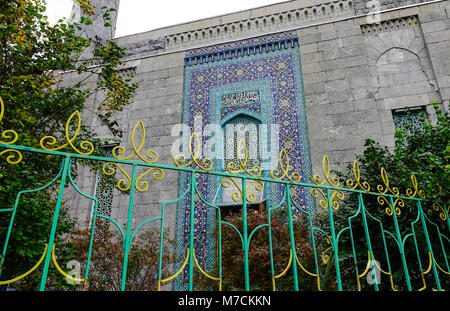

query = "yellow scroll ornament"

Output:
[[376, 167, 405, 216], [102, 120, 164, 192], [356, 251, 398, 291], [0, 245, 48, 285], [51, 244, 87, 289], [158, 248, 190, 291], [193, 248, 222, 290], [0, 96, 22, 164], [40, 111, 94, 155], [406, 174, 426, 199], [272, 249, 322, 291], [346, 159, 370, 192], [431, 202, 448, 221], [419, 252, 433, 291], [270, 148, 302, 183], [221, 139, 264, 203], [272, 249, 293, 291], [174, 132, 213, 171], [311, 155, 344, 210]]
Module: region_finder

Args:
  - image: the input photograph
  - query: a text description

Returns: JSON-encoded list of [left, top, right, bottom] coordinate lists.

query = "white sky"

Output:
[[45, 0, 288, 37]]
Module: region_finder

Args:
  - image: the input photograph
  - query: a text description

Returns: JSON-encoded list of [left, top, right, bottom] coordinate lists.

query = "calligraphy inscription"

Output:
[[221, 90, 260, 106]]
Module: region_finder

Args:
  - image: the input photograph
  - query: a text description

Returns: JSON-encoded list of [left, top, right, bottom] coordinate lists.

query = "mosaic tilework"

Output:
[[221, 90, 261, 119], [392, 107, 427, 136], [185, 31, 298, 58], [94, 146, 115, 218], [174, 31, 313, 290]]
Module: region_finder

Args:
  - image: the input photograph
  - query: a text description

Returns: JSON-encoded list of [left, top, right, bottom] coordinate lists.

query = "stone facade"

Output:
[[64, 0, 450, 261]]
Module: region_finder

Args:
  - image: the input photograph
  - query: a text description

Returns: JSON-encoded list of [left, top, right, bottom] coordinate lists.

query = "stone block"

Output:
[[326, 68, 346, 81], [146, 69, 170, 80], [441, 87, 450, 101], [303, 71, 327, 84], [326, 102, 355, 115], [419, 10, 447, 23], [353, 98, 376, 111], [381, 121, 396, 136], [382, 94, 431, 110], [321, 55, 367, 71], [301, 51, 324, 63], [349, 75, 371, 91], [342, 34, 363, 47], [352, 87, 374, 100], [377, 109, 393, 123], [305, 93, 329, 107], [300, 42, 318, 54], [318, 38, 343, 53], [136, 58, 155, 73], [356, 121, 383, 139], [327, 149, 358, 168], [337, 26, 362, 38], [302, 62, 322, 74], [299, 32, 322, 44], [168, 66, 184, 76], [166, 75, 184, 86], [421, 20, 447, 33], [330, 111, 357, 126], [320, 29, 338, 41], [423, 29, 450, 44], [397, 29, 417, 50]]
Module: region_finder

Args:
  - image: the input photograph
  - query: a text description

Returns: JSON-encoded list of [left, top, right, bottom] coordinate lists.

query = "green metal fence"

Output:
[[0, 100, 449, 291]]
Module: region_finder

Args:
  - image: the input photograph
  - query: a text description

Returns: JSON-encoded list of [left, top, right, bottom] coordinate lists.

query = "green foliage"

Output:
[[0, 0, 138, 289], [323, 100, 450, 290], [68, 222, 173, 291], [198, 210, 334, 291], [339, 100, 449, 202]]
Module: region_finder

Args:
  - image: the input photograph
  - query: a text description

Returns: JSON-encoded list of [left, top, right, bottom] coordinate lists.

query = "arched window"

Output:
[[223, 114, 262, 171], [219, 114, 265, 214]]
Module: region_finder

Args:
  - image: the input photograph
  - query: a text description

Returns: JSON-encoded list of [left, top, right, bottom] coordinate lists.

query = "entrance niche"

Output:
[[218, 113, 265, 217]]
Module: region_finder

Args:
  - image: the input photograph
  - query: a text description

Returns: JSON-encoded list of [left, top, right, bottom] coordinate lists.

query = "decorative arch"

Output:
[[222, 113, 263, 171], [220, 109, 262, 127]]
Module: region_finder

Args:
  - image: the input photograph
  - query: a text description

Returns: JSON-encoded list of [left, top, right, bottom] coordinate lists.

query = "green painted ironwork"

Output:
[[0, 114, 449, 291]]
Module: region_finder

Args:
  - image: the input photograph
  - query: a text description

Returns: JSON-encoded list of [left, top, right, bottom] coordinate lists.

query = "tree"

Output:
[[320, 100, 450, 290], [68, 221, 173, 291], [0, 0, 138, 290], [198, 210, 335, 291]]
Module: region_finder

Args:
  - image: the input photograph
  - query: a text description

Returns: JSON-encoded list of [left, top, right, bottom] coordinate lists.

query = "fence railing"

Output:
[[0, 98, 448, 291]]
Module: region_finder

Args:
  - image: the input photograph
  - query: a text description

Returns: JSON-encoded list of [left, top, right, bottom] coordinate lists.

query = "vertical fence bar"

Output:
[[348, 209, 361, 286], [388, 196, 412, 291], [157, 197, 167, 291], [120, 163, 138, 291], [268, 203, 276, 291], [216, 206, 223, 291], [358, 193, 379, 291], [0, 159, 65, 282], [308, 218, 321, 290], [3, 143, 450, 292], [417, 199, 442, 291], [326, 188, 342, 290], [439, 205, 450, 274], [286, 185, 299, 291], [67, 158, 98, 286], [445, 203, 450, 234], [188, 172, 195, 291], [39, 155, 71, 291], [242, 177, 250, 291]]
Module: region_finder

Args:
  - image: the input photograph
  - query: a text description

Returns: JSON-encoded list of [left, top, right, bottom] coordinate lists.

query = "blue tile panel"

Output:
[[173, 31, 314, 290]]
